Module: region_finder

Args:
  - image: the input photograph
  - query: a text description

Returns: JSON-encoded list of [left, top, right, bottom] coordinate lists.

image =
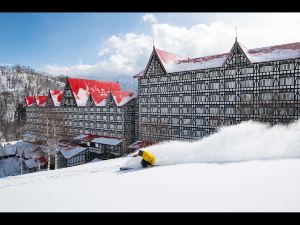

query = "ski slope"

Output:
[[0, 157, 300, 212], [1, 120, 300, 211]]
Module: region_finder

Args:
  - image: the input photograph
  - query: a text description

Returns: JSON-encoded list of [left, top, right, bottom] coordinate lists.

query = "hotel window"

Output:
[[183, 74, 191, 80], [196, 119, 204, 125], [183, 84, 191, 91], [280, 63, 294, 71], [286, 92, 294, 100], [182, 130, 190, 136], [161, 118, 169, 123], [210, 107, 219, 115], [196, 95, 206, 102], [261, 79, 273, 87], [210, 119, 219, 126], [172, 118, 179, 124], [260, 93, 273, 101], [225, 107, 235, 114], [195, 72, 205, 79], [196, 83, 206, 90], [241, 94, 252, 102], [209, 71, 219, 77], [161, 107, 168, 113], [183, 96, 192, 103], [224, 94, 235, 102], [196, 130, 204, 137], [160, 77, 168, 82], [285, 77, 294, 86], [171, 75, 179, 81], [210, 95, 219, 102], [151, 108, 158, 113], [150, 77, 157, 83], [225, 81, 235, 89], [182, 107, 192, 114], [172, 96, 180, 103], [171, 108, 180, 114], [260, 65, 273, 73], [196, 107, 205, 114], [225, 69, 236, 76], [141, 79, 147, 84], [240, 80, 253, 88], [210, 82, 220, 89], [241, 67, 254, 74]]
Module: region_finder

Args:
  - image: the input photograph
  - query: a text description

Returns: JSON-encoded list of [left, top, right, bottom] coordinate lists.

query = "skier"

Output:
[[133, 149, 155, 168]]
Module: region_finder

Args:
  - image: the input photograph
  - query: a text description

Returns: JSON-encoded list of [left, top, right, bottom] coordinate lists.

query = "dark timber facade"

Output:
[[136, 40, 300, 143], [24, 78, 137, 158]]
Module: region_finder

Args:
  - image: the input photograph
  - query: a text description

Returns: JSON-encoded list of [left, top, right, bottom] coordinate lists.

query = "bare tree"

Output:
[[38, 107, 68, 170]]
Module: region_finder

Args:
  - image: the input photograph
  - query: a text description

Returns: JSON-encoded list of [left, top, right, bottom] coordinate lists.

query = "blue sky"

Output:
[[0, 13, 300, 79], [0, 13, 146, 69]]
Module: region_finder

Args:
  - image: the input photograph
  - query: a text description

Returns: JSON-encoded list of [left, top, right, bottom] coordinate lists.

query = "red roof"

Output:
[[112, 91, 135, 105], [248, 42, 300, 54], [155, 48, 184, 65], [50, 90, 64, 106], [135, 41, 300, 77], [36, 156, 48, 166], [36, 96, 48, 106], [25, 96, 35, 106], [67, 77, 135, 107], [178, 53, 228, 64]]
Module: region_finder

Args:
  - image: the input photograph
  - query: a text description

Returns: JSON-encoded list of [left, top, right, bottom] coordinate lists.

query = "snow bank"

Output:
[[124, 119, 300, 168]]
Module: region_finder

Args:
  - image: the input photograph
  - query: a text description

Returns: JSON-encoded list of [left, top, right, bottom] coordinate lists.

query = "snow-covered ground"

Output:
[[1, 120, 300, 211], [0, 157, 300, 212]]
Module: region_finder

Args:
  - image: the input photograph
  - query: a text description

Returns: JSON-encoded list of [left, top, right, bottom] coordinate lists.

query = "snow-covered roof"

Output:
[[73, 134, 89, 140], [129, 140, 152, 149], [137, 41, 300, 76], [50, 90, 64, 107], [113, 91, 136, 106], [24, 158, 39, 169], [91, 137, 123, 146], [0, 145, 17, 157], [245, 42, 300, 63], [88, 158, 102, 163], [60, 146, 87, 159], [35, 96, 48, 107], [67, 77, 136, 107], [25, 96, 35, 106]]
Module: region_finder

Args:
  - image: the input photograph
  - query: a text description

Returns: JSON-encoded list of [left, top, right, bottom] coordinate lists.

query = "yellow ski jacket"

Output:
[[142, 151, 155, 166]]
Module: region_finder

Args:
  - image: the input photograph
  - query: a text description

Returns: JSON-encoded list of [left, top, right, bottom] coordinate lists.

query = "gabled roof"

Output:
[[59, 146, 87, 159], [67, 77, 136, 107], [50, 90, 64, 107], [35, 96, 48, 107], [156, 47, 226, 73], [25, 96, 35, 106], [137, 41, 300, 76], [24, 158, 39, 169], [245, 42, 300, 63], [155, 48, 185, 67], [91, 137, 123, 146], [112, 91, 136, 106]]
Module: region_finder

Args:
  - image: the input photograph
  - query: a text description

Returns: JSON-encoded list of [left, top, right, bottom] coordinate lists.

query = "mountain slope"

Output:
[[0, 157, 300, 212]]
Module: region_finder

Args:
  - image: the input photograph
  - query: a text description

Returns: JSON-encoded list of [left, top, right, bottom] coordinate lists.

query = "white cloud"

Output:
[[142, 13, 157, 24], [45, 13, 300, 81]]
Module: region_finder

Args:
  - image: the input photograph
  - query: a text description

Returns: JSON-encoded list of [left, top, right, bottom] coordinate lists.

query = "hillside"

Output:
[[0, 65, 65, 142], [0, 65, 65, 100]]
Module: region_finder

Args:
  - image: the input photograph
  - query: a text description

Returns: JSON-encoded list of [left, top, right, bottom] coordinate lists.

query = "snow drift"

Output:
[[124, 119, 300, 168]]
